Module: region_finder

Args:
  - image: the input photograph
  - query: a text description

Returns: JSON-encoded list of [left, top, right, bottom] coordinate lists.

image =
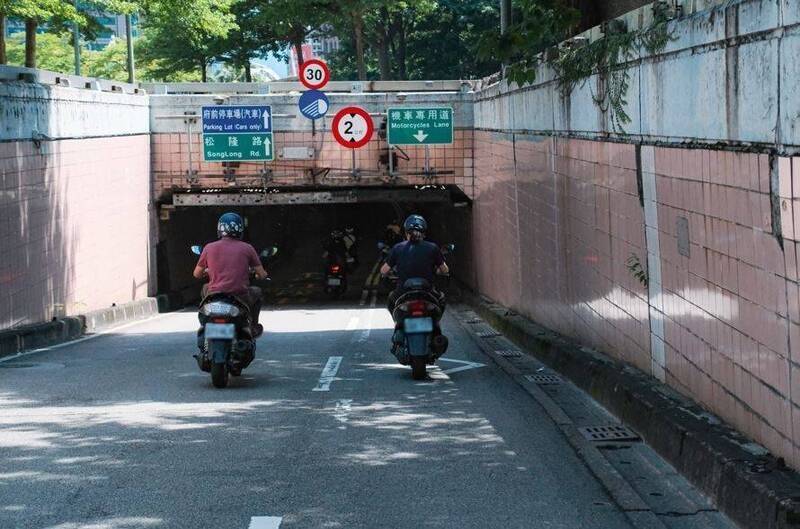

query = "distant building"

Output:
[[287, 28, 340, 77]]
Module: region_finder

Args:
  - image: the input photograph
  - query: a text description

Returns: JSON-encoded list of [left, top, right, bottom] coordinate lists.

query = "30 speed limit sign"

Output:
[[332, 106, 373, 149], [300, 59, 330, 90]]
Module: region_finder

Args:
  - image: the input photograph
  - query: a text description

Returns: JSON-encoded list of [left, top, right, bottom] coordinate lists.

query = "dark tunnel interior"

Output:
[[157, 196, 473, 306]]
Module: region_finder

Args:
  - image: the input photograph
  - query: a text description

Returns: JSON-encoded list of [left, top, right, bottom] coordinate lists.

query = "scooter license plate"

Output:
[[205, 323, 235, 340], [404, 317, 433, 334], [327, 278, 342, 286]]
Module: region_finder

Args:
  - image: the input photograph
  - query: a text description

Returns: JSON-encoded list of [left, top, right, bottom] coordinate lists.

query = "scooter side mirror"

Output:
[[261, 246, 278, 258], [377, 242, 387, 250], [191, 245, 203, 255], [442, 243, 455, 254]]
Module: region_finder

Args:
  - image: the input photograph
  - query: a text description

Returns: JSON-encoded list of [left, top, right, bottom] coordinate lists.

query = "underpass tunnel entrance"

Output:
[[157, 186, 473, 306]]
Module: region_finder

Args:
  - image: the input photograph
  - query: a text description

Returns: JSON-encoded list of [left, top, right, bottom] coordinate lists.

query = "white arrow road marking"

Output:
[[439, 357, 486, 375], [333, 399, 353, 424], [313, 356, 343, 391], [413, 130, 428, 142], [249, 516, 282, 529]]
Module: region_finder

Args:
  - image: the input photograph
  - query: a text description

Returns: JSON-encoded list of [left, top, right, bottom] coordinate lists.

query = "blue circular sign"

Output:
[[299, 90, 329, 120]]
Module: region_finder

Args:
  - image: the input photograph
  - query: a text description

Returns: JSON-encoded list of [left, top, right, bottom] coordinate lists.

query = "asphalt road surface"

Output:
[[0, 297, 739, 529]]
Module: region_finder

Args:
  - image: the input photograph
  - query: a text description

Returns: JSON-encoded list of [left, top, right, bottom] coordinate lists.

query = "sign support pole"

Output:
[[424, 145, 430, 177], [351, 149, 358, 179], [185, 112, 198, 183], [388, 144, 394, 178]]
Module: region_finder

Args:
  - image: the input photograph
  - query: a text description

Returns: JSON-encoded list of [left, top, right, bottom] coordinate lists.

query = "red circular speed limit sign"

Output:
[[300, 59, 330, 90], [332, 106, 374, 149]]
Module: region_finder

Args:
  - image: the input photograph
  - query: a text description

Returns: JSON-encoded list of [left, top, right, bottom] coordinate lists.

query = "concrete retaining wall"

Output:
[[471, 0, 800, 469], [0, 81, 153, 329], [476, 0, 800, 153]]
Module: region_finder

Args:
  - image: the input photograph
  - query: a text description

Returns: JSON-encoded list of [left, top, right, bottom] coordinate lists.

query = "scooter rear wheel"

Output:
[[411, 356, 427, 380], [211, 363, 229, 388]]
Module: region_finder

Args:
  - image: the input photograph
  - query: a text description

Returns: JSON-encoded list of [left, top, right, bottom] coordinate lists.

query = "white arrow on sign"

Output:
[[263, 135, 271, 153], [263, 110, 271, 130], [439, 357, 485, 375], [413, 130, 428, 142]]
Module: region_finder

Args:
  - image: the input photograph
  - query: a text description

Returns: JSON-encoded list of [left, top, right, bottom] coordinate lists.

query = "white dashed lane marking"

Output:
[[312, 356, 343, 392]]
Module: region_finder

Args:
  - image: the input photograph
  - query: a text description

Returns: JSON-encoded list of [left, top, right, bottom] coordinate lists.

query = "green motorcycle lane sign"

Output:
[[386, 107, 453, 146]]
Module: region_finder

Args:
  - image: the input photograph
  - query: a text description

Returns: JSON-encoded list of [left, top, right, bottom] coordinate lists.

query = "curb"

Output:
[[467, 294, 800, 529], [0, 298, 160, 360]]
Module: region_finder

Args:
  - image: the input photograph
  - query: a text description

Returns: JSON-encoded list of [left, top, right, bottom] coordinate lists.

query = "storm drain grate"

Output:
[[495, 349, 522, 357], [525, 374, 562, 385], [578, 425, 640, 442], [476, 330, 502, 338]]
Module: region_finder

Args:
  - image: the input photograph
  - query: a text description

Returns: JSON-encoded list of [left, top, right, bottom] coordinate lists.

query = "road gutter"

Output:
[[464, 295, 800, 529]]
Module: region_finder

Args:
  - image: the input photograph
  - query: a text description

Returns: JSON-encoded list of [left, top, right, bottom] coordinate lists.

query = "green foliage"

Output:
[[476, 0, 578, 86], [0, 0, 82, 23], [626, 253, 648, 288], [138, 0, 237, 78], [6, 32, 75, 73], [553, 28, 638, 131], [326, 0, 499, 81], [4, 32, 196, 81], [553, 9, 675, 132]]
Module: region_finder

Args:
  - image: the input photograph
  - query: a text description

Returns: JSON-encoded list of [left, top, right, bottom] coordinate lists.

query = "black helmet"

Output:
[[404, 214, 427, 233], [217, 212, 244, 239]]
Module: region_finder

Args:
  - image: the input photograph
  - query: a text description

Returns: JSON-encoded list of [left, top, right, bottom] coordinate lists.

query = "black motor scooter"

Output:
[[190, 245, 277, 388]]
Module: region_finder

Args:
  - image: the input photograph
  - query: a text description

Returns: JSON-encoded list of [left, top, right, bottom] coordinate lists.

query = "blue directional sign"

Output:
[[201, 105, 272, 133], [298, 90, 329, 120]]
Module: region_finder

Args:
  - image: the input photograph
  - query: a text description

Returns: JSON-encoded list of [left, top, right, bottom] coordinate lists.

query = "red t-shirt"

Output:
[[197, 238, 260, 296]]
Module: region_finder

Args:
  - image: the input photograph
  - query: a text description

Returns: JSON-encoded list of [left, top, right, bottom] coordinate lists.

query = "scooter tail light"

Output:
[[408, 300, 428, 316], [211, 317, 229, 323], [330, 265, 341, 273]]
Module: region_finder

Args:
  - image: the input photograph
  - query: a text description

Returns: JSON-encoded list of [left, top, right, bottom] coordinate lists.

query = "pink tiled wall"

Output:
[[150, 130, 474, 200], [471, 131, 800, 468], [0, 136, 151, 328], [473, 134, 651, 371]]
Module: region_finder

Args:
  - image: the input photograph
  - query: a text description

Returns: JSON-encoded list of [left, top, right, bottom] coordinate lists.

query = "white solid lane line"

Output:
[[345, 316, 359, 331], [248, 516, 282, 529], [312, 356, 343, 391]]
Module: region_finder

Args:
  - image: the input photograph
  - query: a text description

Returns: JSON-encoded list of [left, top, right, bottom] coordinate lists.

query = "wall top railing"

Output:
[[0, 65, 144, 95], [142, 79, 476, 95]]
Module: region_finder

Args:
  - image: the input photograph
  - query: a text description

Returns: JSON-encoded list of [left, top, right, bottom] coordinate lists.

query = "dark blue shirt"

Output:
[[386, 240, 445, 285]]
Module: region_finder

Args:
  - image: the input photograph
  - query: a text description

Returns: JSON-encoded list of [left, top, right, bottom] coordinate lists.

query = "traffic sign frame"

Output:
[[300, 59, 330, 90], [332, 106, 374, 149]]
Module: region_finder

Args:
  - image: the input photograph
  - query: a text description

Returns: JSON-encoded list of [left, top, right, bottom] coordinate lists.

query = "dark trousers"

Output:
[[201, 285, 262, 326]]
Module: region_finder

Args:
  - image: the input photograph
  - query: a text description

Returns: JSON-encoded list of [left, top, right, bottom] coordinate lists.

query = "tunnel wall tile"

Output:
[[470, 129, 800, 468], [0, 136, 152, 329]]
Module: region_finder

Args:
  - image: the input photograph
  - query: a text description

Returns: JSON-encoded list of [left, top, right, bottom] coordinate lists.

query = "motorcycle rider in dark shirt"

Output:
[[381, 214, 449, 313]]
